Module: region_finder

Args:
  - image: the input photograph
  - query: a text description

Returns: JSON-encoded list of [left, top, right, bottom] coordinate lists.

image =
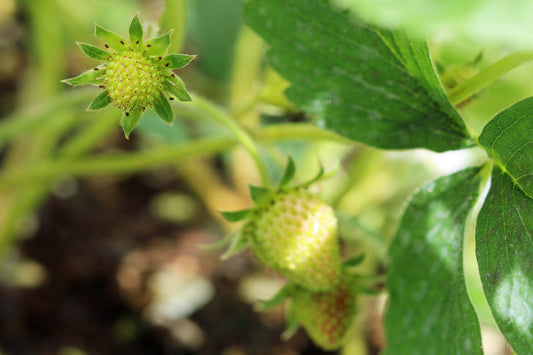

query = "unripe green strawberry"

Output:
[[243, 187, 341, 292], [291, 272, 358, 350], [63, 15, 194, 138]]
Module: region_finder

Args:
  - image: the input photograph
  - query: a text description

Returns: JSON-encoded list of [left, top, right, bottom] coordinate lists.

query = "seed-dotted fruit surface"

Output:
[[291, 272, 358, 350], [105, 50, 166, 112], [243, 188, 341, 292]]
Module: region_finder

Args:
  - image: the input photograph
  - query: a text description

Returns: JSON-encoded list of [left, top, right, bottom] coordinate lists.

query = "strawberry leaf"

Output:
[[121, 110, 143, 139], [162, 54, 196, 69], [153, 94, 173, 124], [249, 184, 272, 204]]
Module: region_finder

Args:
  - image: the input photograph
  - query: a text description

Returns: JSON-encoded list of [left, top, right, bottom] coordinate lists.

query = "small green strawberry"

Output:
[[290, 271, 358, 350], [63, 14, 194, 138], [220, 157, 342, 292]]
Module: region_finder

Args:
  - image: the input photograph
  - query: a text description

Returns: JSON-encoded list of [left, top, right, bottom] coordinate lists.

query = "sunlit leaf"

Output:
[[479, 97, 533, 199]]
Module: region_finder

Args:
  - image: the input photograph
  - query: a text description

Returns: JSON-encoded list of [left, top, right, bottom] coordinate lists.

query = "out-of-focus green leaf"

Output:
[[384, 168, 483, 354], [479, 97, 533, 199], [332, 0, 533, 47], [476, 168, 533, 354], [159, 0, 186, 52], [243, 0, 472, 151]]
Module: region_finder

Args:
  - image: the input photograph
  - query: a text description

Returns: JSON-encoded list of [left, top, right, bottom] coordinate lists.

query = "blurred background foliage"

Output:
[[0, 0, 528, 354]]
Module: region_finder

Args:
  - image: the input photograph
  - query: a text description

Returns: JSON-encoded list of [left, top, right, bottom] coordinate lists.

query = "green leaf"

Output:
[[162, 54, 196, 69], [62, 68, 104, 86], [384, 168, 483, 354], [129, 14, 143, 44], [243, 0, 472, 152], [145, 32, 172, 56], [278, 156, 295, 188], [479, 97, 533, 199], [77, 42, 110, 61], [87, 90, 112, 110], [220, 209, 252, 222], [121, 109, 143, 139], [153, 94, 174, 123], [249, 184, 272, 204], [330, 0, 533, 47], [163, 78, 192, 102], [476, 167, 533, 354], [95, 23, 127, 51]]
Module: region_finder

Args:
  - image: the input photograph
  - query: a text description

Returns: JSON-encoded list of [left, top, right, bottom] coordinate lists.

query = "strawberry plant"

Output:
[[0, 0, 532, 354]]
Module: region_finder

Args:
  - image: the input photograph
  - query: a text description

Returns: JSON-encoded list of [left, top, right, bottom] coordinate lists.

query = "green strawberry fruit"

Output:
[[242, 187, 341, 292], [291, 272, 358, 350]]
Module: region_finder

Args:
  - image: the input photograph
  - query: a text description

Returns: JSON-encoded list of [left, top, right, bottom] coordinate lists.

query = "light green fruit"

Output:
[[104, 51, 166, 112], [243, 188, 341, 292], [291, 272, 358, 350]]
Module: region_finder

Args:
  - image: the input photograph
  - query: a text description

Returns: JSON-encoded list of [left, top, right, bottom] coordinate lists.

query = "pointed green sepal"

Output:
[[249, 184, 272, 204], [62, 68, 104, 86], [356, 285, 381, 295], [129, 14, 143, 44], [145, 32, 172, 56], [198, 233, 233, 251], [162, 54, 196, 69], [343, 254, 366, 268], [278, 156, 296, 188], [88, 90, 112, 110], [220, 209, 252, 222], [77, 42, 110, 61], [121, 109, 143, 139], [302, 163, 325, 187], [256, 283, 295, 312], [221, 230, 248, 260], [153, 94, 173, 123], [94, 23, 127, 51], [281, 305, 300, 341], [164, 78, 191, 102]]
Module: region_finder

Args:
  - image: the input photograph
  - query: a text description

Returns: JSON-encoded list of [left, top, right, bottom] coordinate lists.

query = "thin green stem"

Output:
[[0, 124, 352, 189], [448, 50, 533, 106], [191, 94, 271, 186]]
